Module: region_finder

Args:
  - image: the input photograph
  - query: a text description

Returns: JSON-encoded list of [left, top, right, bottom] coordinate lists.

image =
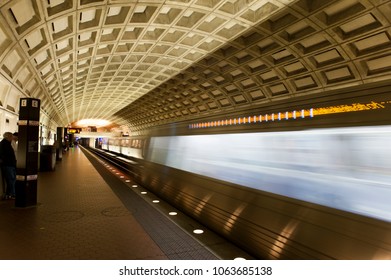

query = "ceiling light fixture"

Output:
[[75, 119, 111, 127]]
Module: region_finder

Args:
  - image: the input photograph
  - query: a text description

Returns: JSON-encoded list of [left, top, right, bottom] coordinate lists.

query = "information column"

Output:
[[15, 98, 40, 208], [56, 127, 63, 161]]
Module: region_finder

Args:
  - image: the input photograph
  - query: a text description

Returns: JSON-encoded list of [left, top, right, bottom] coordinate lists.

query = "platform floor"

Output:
[[0, 146, 251, 260]]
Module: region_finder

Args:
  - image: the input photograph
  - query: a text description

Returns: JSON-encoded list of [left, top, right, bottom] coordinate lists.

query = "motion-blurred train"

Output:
[[95, 82, 391, 259]]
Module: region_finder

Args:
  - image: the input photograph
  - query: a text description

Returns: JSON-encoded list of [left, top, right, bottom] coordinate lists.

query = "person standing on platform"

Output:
[[0, 132, 17, 199], [11, 132, 18, 153]]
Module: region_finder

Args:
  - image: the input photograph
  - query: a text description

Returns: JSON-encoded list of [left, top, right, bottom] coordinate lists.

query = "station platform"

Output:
[[0, 146, 252, 260]]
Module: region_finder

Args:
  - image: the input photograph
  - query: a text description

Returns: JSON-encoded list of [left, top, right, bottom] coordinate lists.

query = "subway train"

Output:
[[96, 83, 391, 259]]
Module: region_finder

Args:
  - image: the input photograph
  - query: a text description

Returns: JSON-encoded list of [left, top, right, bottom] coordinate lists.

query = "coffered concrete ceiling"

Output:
[[0, 0, 391, 134]]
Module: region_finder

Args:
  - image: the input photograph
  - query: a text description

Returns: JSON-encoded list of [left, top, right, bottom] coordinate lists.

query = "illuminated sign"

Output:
[[68, 128, 81, 134], [189, 100, 390, 129], [314, 101, 386, 115]]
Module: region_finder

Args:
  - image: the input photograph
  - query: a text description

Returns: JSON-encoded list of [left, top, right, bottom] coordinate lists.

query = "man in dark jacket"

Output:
[[0, 132, 17, 199]]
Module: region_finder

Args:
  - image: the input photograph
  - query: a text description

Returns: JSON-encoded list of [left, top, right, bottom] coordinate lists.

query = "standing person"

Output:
[[11, 132, 18, 153], [0, 132, 17, 199]]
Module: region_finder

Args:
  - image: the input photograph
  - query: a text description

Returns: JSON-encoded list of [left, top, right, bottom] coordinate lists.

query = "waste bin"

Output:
[[40, 145, 56, 171]]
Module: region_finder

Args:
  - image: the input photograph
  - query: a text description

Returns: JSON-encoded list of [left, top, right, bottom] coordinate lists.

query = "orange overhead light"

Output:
[[189, 100, 390, 129]]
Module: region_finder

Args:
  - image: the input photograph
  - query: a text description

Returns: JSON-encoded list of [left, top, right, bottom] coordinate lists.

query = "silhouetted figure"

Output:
[[0, 132, 17, 199]]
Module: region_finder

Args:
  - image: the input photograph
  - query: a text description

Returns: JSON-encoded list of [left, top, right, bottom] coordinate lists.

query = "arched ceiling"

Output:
[[0, 0, 391, 134]]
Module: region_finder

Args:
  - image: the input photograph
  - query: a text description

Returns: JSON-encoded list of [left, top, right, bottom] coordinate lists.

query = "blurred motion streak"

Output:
[[147, 125, 391, 222]]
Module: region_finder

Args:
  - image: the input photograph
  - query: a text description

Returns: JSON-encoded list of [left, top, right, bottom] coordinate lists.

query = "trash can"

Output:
[[40, 145, 56, 171]]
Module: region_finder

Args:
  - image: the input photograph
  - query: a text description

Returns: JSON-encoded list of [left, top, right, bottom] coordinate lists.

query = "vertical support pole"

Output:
[[56, 127, 63, 161], [63, 128, 69, 151], [15, 98, 40, 208]]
